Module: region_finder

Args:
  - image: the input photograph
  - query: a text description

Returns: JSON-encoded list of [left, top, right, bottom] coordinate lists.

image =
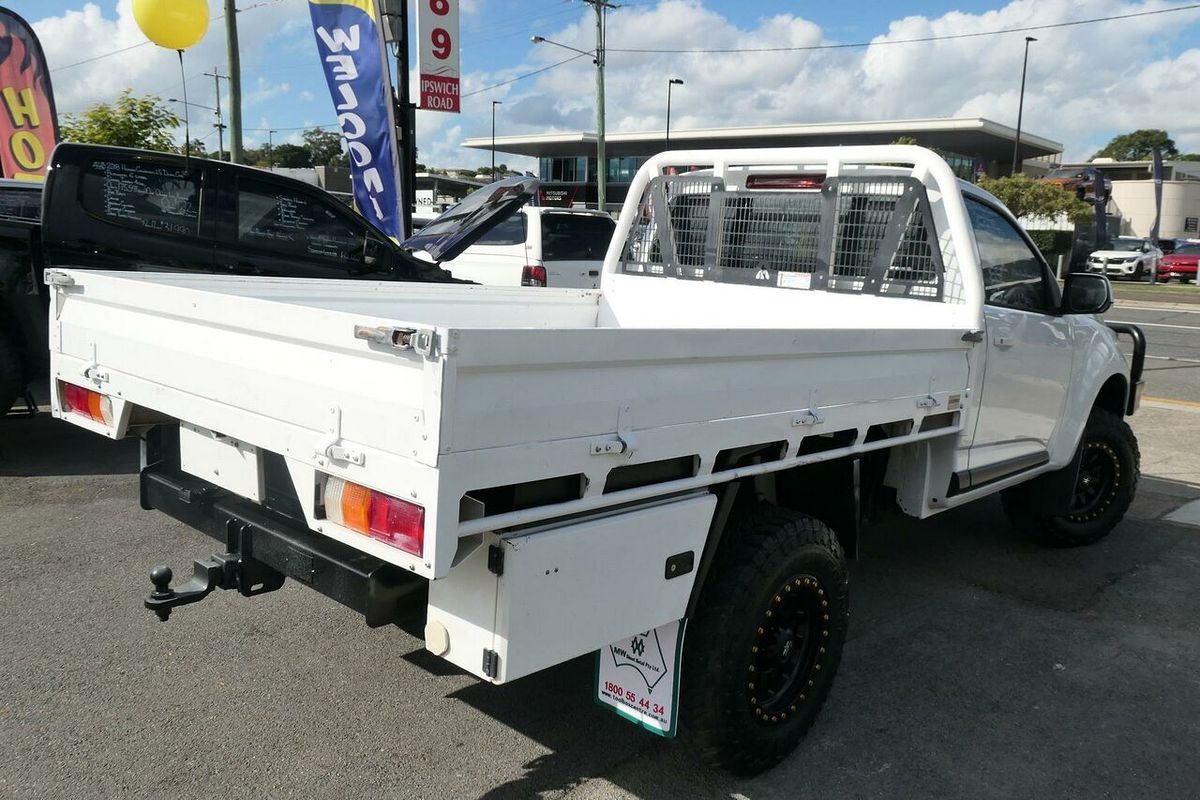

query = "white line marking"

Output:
[[1113, 303, 1200, 315], [1145, 354, 1200, 364], [1110, 320, 1200, 331]]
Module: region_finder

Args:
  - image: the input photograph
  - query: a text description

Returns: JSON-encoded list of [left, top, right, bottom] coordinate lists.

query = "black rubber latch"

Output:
[[487, 545, 504, 576], [664, 551, 694, 580], [482, 649, 500, 679]]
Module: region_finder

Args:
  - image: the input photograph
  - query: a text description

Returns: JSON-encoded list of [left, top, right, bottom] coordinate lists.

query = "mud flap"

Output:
[[595, 619, 687, 737]]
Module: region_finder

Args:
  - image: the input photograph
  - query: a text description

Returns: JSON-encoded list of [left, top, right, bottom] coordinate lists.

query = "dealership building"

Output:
[[1054, 159, 1200, 240], [464, 117, 1062, 211]]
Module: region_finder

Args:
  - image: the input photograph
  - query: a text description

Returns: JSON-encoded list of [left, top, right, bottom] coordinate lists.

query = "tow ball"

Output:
[[145, 553, 285, 621]]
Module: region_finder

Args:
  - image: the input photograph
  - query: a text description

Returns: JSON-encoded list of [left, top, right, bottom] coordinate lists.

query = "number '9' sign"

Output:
[[429, 1, 451, 59], [418, 0, 461, 113]]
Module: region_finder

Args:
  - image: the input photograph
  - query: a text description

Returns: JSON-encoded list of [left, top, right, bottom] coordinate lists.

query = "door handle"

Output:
[[993, 334, 1014, 347], [588, 270, 600, 276]]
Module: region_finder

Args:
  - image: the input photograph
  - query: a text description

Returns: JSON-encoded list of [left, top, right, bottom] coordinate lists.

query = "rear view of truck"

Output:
[[46, 145, 1138, 775]]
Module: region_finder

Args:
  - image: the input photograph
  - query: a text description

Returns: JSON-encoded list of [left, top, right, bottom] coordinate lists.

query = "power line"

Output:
[[609, 3, 1200, 54], [49, 0, 286, 73], [462, 52, 590, 99]]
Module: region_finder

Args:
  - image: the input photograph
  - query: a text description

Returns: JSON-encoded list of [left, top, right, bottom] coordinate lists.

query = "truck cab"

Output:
[[41, 143, 456, 283]]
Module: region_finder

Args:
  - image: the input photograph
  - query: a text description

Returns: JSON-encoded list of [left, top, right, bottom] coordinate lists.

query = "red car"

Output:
[[1157, 242, 1200, 283]]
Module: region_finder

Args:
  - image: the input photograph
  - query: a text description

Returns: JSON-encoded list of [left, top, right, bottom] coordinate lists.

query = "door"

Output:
[[218, 173, 389, 279], [966, 197, 1073, 484]]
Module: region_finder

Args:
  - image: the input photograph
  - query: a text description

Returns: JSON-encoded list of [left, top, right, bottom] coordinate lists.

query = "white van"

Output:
[[440, 206, 616, 288]]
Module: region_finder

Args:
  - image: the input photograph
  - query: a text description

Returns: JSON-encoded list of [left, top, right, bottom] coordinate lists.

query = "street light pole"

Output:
[[1012, 36, 1036, 176], [665, 77, 683, 152], [267, 130, 277, 168], [491, 100, 502, 181], [223, 0, 244, 163]]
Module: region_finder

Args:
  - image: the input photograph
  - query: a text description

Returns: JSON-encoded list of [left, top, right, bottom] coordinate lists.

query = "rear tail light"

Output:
[[59, 381, 114, 425], [323, 476, 424, 557], [745, 174, 825, 190], [521, 265, 547, 287]]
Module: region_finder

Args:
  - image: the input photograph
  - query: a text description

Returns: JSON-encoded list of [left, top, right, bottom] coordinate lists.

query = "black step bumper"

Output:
[[140, 466, 425, 627]]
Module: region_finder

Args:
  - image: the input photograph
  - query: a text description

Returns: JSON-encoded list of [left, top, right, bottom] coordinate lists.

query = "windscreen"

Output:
[[541, 213, 615, 260], [621, 173, 945, 300]]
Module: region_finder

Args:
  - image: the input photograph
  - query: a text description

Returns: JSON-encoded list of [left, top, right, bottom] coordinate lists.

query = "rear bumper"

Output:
[[140, 466, 425, 627]]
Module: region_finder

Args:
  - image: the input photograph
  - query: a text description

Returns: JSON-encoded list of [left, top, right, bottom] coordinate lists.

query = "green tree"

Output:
[[302, 127, 348, 166], [1176, 153, 1200, 161], [1093, 129, 1179, 161], [60, 90, 181, 153], [977, 174, 1092, 225], [267, 142, 312, 168]]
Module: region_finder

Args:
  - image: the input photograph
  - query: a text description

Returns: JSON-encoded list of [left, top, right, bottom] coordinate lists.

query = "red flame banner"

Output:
[[0, 7, 59, 180]]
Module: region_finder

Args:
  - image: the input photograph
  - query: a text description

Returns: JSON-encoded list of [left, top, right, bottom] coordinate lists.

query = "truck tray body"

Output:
[[50, 269, 971, 580]]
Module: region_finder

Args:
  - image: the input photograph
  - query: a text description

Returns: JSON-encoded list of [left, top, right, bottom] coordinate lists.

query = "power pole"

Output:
[[224, 0, 244, 163], [203, 68, 227, 159], [582, 0, 617, 213], [380, 0, 414, 239]]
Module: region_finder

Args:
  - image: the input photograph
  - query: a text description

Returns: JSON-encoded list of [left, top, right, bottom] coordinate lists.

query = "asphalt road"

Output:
[[2, 396, 1199, 798], [1103, 303, 1200, 404]]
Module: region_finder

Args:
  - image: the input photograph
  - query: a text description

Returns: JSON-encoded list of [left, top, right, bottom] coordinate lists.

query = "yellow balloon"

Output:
[[132, 0, 209, 51]]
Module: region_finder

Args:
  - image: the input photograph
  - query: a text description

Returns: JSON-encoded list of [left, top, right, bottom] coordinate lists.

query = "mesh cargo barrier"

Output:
[[621, 173, 946, 301]]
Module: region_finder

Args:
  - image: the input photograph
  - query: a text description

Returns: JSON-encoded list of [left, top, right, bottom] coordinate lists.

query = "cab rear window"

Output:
[[541, 214, 614, 260], [0, 183, 41, 221], [79, 158, 202, 236]]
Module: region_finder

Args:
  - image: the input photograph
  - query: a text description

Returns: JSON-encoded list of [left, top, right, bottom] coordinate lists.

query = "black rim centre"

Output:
[[1068, 441, 1121, 522], [747, 574, 829, 724]]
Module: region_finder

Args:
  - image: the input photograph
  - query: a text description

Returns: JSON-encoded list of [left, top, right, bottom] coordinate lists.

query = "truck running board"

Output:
[[140, 467, 426, 626]]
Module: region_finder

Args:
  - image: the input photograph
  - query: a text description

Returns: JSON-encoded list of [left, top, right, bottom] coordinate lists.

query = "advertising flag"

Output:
[[0, 7, 59, 180], [308, 0, 405, 239], [417, 0, 460, 112], [1150, 147, 1163, 246]]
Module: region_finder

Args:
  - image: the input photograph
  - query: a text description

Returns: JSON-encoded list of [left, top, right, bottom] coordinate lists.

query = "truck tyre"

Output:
[[681, 504, 849, 776], [0, 331, 23, 416], [1002, 410, 1139, 547]]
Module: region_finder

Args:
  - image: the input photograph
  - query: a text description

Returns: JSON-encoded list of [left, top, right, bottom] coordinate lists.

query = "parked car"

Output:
[[0, 178, 45, 415], [1086, 236, 1162, 280], [409, 205, 616, 288], [1157, 242, 1200, 283], [1039, 166, 1111, 202]]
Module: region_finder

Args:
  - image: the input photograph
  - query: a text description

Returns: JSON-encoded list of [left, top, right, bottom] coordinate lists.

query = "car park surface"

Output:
[[1, 393, 1198, 799]]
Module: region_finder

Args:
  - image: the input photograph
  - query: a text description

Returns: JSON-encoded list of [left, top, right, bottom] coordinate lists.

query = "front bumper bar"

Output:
[[140, 466, 425, 626], [1105, 322, 1146, 415]]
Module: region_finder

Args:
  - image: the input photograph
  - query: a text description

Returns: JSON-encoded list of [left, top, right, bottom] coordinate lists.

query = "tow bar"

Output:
[[145, 551, 285, 622]]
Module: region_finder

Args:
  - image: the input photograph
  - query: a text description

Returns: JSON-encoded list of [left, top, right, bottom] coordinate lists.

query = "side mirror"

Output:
[[1062, 272, 1112, 315], [363, 237, 381, 266]]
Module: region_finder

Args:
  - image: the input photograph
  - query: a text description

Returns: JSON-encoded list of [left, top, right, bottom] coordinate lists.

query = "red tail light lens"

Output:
[[323, 476, 425, 557], [746, 174, 825, 190], [521, 265, 547, 287], [59, 381, 114, 425]]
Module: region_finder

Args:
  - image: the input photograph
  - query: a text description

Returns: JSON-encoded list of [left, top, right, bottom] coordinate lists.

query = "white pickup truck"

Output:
[[46, 146, 1145, 775]]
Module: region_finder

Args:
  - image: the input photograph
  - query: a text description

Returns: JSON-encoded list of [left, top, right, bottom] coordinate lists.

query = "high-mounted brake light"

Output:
[[521, 265, 547, 287], [323, 476, 425, 557], [746, 174, 825, 190], [59, 381, 114, 425]]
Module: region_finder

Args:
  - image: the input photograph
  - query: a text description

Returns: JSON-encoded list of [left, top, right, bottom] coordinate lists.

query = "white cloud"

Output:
[[441, 0, 1200, 167], [29, 0, 1200, 171]]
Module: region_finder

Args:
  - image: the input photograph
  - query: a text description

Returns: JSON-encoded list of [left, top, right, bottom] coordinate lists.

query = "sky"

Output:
[[15, 0, 1200, 171]]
